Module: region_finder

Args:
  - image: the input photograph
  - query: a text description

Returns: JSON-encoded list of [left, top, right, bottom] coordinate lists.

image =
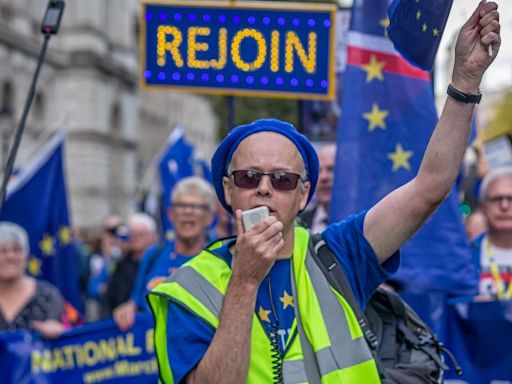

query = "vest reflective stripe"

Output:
[[291, 227, 379, 383], [283, 359, 309, 384], [148, 229, 380, 383], [304, 244, 374, 368], [171, 266, 223, 318]]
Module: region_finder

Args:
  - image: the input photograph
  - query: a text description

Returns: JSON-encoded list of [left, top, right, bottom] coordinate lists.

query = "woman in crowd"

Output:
[[0, 222, 65, 338]]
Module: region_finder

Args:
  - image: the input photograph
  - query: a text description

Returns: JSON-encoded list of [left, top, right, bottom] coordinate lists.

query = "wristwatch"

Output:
[[447, 84, 482, 104]]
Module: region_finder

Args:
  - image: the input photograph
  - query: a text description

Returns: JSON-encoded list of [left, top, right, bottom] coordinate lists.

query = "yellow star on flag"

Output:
[[39, 234, 55, 256], [387, 143, 413, 171], [422, 23, 428, 32], [379, 17, 390, 36], [416, 10, 422, 20], [27, 256, 42, 276], [59, 226, 71, 245], [280, 290, 294, 310], [258, 306, 271, 323], [361, 55, 386, 83], [363, 103, 389, 132], [432, 28, 440, 37]]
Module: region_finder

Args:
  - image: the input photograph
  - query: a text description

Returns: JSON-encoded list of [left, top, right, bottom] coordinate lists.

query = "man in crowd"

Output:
[[100, 212, 157, 318], [148, 3, 501, 383], [299, 143, 336, 233], [113, 177, 216, 330], [473, 166, 512, 300]]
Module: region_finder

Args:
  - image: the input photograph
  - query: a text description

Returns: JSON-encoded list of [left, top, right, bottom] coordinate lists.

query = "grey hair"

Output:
[[171, 176, 216, 212], [0, 222, 30, 258], [127, 212, 157, 233], [479, 166, 512, 201]]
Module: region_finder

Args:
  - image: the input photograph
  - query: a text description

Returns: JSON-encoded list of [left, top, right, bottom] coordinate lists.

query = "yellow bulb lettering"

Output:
[[231, 28, 267, 72], [285, 31, 317, 74], [157, 25, 184, 67]]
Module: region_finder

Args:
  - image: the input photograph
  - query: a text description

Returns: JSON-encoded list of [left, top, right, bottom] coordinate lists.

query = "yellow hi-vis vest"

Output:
[[147, 227, 381, 384]]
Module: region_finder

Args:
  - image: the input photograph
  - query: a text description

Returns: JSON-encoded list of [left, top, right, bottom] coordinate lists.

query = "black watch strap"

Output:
[[447, 84, 482, 104]]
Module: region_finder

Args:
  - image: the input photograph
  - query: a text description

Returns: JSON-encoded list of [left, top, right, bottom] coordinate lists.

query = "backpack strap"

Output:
[[309, 235, 395, 383], [310, 234, 379, 350]]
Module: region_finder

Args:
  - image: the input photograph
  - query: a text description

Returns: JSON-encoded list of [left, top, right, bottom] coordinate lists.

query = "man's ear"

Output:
[[299, 181, 311, 211], [222, 176, 233, 207]]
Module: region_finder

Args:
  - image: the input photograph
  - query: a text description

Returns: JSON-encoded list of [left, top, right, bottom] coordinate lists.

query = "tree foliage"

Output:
[[484, 89, 512, 142]]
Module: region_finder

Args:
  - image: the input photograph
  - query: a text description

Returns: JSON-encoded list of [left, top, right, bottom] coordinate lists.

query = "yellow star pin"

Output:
[[422, 23, 428, 33], [59, 226, 71, 245], [387, 143, 413, 172], [27, 256, 42, 276], [280, 290, 294, 310], [416, 10, 422, 20], [432, 28, 440, 37], [379, 17, 390, 36], [258, 306, 271, 323], [363, 103, 389, 132], [361, 55, 386, 83], [39, 234, 55, 256]]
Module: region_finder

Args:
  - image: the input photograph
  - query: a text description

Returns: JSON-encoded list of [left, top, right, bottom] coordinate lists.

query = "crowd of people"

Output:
[[0, 1, 508, 382]]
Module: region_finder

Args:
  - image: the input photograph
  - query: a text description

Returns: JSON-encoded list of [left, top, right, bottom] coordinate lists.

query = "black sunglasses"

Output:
[[230, 170, 304, 191]]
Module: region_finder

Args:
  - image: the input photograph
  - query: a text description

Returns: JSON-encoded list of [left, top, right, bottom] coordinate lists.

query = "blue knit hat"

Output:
[[211, 118, 319, 213]]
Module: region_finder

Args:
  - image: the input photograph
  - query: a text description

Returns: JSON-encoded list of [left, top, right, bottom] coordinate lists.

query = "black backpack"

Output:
[[310, 235, 462, 384]]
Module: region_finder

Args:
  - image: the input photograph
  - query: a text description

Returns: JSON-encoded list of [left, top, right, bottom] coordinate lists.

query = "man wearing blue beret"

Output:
[[148, 3, 501, 383]]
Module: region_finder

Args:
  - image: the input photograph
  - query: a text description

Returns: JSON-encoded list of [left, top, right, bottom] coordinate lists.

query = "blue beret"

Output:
[[211, 118, 319, 213]]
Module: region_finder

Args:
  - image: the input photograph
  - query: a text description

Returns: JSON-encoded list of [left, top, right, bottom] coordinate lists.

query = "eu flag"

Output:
[[158, 126, 195, 240], [331, 0, 476, 295], [387, 0, 453, 70], [0, 132, 83, 310]]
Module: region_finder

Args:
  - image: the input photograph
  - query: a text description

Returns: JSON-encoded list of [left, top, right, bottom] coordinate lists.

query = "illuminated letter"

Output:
[[270, 30, 280, 72], [285, 31, 317, 73], [157, 25, 184, 67], [210, 28, 227, 69], [188, 27, 211, 69], [231, 28, 267, 71]]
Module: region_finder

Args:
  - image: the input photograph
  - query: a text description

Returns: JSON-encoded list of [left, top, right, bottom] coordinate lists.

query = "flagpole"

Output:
[[0, 1, 65, 213]]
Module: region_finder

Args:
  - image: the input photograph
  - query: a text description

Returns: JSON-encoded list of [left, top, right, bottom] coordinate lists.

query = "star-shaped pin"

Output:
[[363, 103, 389, 131], [387, 143, 413, 171], [361, 55, 386, 83], [27, 256, 42, 276], [39, 234, 55, 256], [258, 306, 271, 323], [59, 226, 71, 246], [280, 290, 294, 310]]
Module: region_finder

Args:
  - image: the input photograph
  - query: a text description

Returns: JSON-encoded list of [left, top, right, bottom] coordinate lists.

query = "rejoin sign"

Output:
[[141, 1, 337, 100]]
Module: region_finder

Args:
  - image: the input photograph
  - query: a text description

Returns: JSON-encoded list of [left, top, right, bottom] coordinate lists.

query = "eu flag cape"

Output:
[[0, 132, 82, 310], [331, 0, 476, 295]]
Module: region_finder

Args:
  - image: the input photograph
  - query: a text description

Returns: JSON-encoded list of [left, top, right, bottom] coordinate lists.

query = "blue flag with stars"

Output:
[[387, 0, 453, 70], [158, 126, 195, 240], [331, 0, 476, 295], [0, 132, 83, 311]]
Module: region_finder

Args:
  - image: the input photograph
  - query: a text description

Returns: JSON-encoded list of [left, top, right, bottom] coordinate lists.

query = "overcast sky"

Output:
[[436, 0, 512, 94]]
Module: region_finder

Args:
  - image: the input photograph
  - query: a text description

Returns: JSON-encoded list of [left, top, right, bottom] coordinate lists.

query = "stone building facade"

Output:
[[0, 0, 218, 229]]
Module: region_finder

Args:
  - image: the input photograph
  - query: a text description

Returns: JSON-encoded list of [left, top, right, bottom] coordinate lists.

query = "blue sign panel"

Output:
[[141, 1, 337, 100]]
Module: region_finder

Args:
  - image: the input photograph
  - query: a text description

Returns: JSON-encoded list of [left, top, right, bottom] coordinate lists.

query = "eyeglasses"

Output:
[[485, 195, 512, 205], [230, 170, 304, 191], [172, 202, 209, 212]]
